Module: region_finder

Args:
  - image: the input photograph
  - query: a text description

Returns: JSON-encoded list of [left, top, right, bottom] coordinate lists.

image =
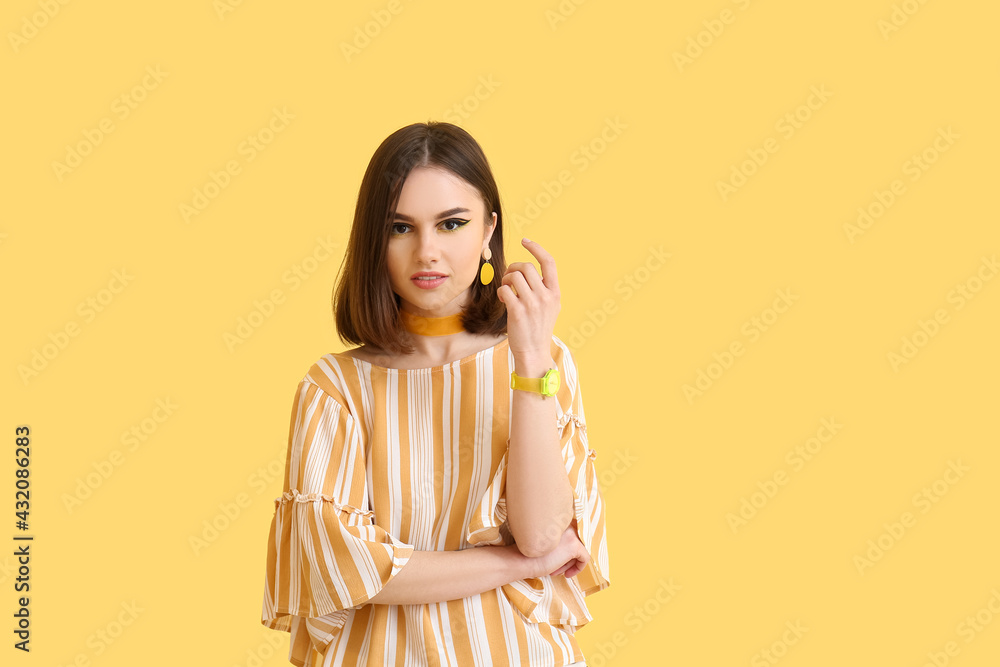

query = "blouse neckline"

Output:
[[336, 337, 510, 373]]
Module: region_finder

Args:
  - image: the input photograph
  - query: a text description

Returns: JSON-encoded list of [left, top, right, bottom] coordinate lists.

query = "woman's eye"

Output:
[[391, 219, 470, 235], [442, 218, 470, 231]]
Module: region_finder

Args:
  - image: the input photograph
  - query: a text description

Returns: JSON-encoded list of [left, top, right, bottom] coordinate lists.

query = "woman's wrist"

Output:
[[512, 354, 556, 377], [502, 543, 538, 580]]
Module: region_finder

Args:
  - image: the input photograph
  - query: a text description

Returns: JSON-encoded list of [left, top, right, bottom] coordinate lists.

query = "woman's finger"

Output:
[[503, 262, 544, 296], [550, 562, 572, 577], [557, 557, 585, 579], [498, 284, 520, 308], [508, 260, 545, 293], [520, 239, 559, 293], [501, 270, 532, 301]]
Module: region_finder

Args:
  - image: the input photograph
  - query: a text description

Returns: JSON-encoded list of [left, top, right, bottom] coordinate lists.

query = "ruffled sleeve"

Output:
[[466, 339, 610, 628], [261, 380, 415, 666]]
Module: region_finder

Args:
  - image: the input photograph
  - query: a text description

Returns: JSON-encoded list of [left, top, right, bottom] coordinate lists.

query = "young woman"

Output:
[[260, 121, 610, 666]]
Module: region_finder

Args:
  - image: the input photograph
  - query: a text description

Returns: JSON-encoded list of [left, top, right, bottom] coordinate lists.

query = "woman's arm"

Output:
[[366, 525, 590, 607], [504, 352, 576, 558], [366, 544, 533, 606], [497, 239, 577, 559]]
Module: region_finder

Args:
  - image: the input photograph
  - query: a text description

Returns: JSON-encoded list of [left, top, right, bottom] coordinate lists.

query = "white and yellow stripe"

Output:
[[261, 335, 610, 666]]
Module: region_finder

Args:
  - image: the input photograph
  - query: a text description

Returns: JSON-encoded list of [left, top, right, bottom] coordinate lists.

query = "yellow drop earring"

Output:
[[479, 247, 494, 285]]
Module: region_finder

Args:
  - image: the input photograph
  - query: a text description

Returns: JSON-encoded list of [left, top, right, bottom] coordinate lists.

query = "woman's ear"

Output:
[[484, 211, 498, 248]]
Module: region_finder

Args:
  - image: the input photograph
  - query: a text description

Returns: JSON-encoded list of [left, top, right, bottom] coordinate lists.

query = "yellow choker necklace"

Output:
[[399, 309, 465, 336]]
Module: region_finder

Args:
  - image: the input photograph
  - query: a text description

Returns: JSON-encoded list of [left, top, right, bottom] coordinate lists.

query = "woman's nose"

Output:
[[414, 229, 440, 261]]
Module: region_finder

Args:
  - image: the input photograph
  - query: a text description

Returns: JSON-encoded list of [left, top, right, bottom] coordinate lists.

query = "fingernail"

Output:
[[522, 237, 530, 243]]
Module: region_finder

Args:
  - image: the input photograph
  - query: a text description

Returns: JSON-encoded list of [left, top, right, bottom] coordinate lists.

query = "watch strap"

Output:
[[510, 368, 559, 397]]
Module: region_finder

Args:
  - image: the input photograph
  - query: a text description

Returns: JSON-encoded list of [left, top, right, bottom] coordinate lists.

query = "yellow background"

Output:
[[3, 0, 998, 665]]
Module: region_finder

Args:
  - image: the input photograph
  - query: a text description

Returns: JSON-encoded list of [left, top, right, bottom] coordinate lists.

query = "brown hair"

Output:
[[332, 121, 508, 356]]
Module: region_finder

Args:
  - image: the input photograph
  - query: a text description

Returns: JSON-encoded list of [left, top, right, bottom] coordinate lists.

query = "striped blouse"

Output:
[[260, 334, 610, 666]]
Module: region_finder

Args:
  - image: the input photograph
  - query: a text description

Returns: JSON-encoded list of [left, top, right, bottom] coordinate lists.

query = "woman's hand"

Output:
[[498, 238, 561, 362], [522, 524, 591, 580]]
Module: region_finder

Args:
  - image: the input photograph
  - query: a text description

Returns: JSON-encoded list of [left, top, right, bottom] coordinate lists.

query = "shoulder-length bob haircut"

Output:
[[333, 121, 508, 356]]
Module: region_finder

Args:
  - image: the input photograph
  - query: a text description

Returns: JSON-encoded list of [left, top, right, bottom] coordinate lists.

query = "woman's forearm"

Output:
[[505, 352, 576, 558], [366, 545, 532, 606]]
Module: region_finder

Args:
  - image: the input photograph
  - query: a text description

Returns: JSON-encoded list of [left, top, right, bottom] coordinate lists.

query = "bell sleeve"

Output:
[[466, 342, 610, 627], [261, 379, 415, 666]]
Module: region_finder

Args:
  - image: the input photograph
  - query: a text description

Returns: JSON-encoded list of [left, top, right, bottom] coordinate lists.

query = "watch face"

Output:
[[544, 369, 560, 395]]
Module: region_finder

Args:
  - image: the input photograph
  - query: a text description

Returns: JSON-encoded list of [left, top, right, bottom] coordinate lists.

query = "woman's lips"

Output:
[[411, 276, 447, 289]]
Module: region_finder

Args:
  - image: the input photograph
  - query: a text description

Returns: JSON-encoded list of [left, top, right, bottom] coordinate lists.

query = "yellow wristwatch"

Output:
[[510, 368, 560, 397]]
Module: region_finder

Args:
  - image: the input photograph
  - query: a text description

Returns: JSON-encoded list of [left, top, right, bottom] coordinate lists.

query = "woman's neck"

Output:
[[400, 330, 495, 366]]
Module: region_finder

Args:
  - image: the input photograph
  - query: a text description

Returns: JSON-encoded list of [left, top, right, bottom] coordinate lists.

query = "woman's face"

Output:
[[387, 165, 496, 317]]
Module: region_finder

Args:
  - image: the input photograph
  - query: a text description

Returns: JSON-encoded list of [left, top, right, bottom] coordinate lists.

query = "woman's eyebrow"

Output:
[[393, 207, 470, 222]]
